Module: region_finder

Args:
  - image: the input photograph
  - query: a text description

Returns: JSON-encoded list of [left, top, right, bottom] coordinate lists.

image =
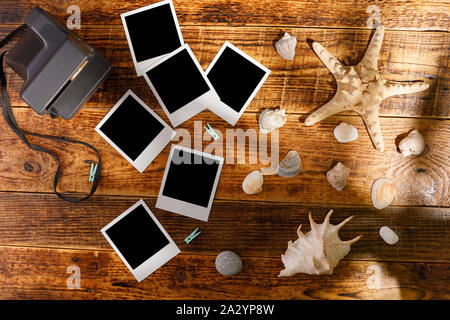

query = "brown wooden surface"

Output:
[[0, 0, 448, 300], [1, 0, 449, 30], [0, 193, 448, 264], [0, 109, 448, 206], [0, 245, 448, 299], [2, 26, 448, 117]]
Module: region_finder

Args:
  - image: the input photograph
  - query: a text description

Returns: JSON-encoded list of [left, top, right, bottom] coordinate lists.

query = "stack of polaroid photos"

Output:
[[97, 0, 271, 282], [121, 0, 271, 127], [99, 144, 224, 282]]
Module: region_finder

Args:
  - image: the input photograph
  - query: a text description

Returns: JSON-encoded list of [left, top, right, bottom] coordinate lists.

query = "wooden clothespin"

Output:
[[184, 228, 202, 244], [203, 123, 219, 141], [85, 160, 98, 182]]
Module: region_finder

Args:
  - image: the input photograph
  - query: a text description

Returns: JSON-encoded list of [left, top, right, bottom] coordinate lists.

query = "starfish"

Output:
[[304, 26, 429, 152]]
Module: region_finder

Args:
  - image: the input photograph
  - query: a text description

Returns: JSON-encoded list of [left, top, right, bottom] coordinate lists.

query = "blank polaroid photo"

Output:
[[142, 44, 219, 127], [101, 200, 180, 282], [156, 145, 224, 222], [205, 42, 271, 126], [121, 0, 184, 76], [95, 89, 176, 173]]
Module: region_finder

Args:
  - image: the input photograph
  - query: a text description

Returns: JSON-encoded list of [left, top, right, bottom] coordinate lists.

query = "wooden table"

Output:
[[0, 0, 448, 300]]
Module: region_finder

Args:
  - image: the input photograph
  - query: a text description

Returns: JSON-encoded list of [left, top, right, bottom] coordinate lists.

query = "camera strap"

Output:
[[0, 24, 102, 203]]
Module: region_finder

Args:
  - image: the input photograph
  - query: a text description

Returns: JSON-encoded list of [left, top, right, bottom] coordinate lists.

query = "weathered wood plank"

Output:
[[2, 26, 447, 118], [0, 0, 447, 302], [0, 193, 448, 263], [0, 0, 448, 30], [0, 108, 448, 206], [0, 245, 448, 299]]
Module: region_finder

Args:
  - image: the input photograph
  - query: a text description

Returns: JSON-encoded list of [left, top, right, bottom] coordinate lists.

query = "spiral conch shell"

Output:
[[259, 108, 287, 134], [371, 177, 397, 209], [242, 170, 263, 194], [279, 210, 361, 276]]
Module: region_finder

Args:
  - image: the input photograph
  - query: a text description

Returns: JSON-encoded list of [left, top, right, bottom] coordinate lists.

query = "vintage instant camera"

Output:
[[6, 6, 111, 119]]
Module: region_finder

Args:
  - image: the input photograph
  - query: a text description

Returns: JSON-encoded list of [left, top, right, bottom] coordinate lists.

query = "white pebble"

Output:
[[379, 226, 399, 245]]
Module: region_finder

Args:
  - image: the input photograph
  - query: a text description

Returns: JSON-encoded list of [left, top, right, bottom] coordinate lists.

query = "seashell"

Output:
[[275, 32, 297, 60], [279, 210, 361, 276], [305, 26, 429, 153], [371, 177, 397, 209], [333, 122, 358, 143], [398, 129, 425, 157], [379, 226, 399, 245], [215, 251, 242, 276], [276, 150, 302, 177], [258, 108, 287, 134], [242, 170, 263, 194], [327, 162, 350, 191]]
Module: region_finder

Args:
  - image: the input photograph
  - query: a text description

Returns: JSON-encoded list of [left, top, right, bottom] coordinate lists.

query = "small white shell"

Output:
[[334, 122, 358, 143], [242, 170, 263, 194], [371, 177, 397, 209], [275, 32, 297, 60], [276, 150, 302, 177], [259, 108, 287, 134], [398, 130, 425, 156], [327, 162, 350, 191], [379, 226, 399, 245]]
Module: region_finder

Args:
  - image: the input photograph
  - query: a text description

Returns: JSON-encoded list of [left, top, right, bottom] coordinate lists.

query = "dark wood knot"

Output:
[[24, 161, 34, 172], [175, 268, 187, 281], [416, 264, 427, 280]]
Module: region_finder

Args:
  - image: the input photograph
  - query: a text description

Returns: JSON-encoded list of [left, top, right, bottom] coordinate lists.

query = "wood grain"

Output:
[[0, 0, 448, 301], [0, 193, 448, 263], [1, 26, 447, 118], [0, 108, 448, 206], [0, 245, 448, 299], [0, 0, 448, 30]]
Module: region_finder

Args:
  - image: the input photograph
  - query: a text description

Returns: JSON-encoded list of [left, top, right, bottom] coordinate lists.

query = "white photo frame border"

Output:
[[101, 199, 180, 282], [120, 0, 184, 76], [156, 145, 224, 222], [205, 41, 271, 126], [95, 89, 176, 173], [142, 44, 220, 127]]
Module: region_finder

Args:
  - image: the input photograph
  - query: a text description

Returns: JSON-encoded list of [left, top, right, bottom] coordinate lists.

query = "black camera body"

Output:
[[6, 6, 111, 119]]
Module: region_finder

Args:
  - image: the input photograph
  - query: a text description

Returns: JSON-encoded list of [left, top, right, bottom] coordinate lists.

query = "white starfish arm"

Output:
[[312, 41, 345, 79], [304, 95, 349, 126], [383, 80, 429, 99], [359, 102, 384, 152], [357, 26, 385, 82]]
